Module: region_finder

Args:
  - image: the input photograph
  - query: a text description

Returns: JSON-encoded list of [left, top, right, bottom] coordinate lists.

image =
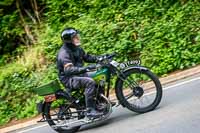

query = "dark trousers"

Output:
[[63, 72, 97, 108]]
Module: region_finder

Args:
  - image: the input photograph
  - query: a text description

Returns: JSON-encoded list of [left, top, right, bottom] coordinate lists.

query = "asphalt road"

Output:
[[15, 75, 200, 133]]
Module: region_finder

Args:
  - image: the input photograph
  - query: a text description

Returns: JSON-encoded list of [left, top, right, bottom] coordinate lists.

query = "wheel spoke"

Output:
[[125, 92, 134, 100], [118, 69, 162, 113]]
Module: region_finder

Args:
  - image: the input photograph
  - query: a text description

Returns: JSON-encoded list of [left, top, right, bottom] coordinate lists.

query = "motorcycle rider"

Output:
[[56, 27, 103, 118]]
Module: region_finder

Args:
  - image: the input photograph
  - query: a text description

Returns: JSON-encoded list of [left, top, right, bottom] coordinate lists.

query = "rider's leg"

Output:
[[67, 76, 103, 118]]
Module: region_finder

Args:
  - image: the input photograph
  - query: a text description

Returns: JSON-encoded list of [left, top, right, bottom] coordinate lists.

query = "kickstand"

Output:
[[37, 114, 46, 123]]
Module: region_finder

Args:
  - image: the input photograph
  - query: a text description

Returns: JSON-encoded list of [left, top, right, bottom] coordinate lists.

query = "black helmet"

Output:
[[61, 28, 79, 43]]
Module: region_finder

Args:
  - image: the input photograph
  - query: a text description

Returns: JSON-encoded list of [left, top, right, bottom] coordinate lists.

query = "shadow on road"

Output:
[[78, 105, 165, 132], [78, 109, 139, 132]]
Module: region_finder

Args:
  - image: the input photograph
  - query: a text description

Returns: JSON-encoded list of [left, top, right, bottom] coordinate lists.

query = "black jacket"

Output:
[[56, 43, 97, 83]]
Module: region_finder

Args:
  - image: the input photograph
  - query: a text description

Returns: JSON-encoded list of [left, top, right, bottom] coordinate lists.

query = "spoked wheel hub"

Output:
[[57, 106, 72, 120], [133, 86, 144, 98]]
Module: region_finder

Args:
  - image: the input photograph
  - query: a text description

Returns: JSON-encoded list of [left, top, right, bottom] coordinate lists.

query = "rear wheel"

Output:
[[44, 99, 83, 133], [115, 68, 162, 113]]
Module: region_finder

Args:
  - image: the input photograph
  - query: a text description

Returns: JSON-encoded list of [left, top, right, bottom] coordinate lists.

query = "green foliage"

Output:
[[0, 0, 200, 126], [41, 0, 200, 73], [0, 63, 35, 125], [0, 1, 25, 65], [0, 61, 57, 125]]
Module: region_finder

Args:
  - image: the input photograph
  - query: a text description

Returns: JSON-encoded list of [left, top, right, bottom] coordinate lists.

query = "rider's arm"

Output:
[[58, 51, 88, 76], [81, 48, 98, 63], [64, 63, 87, 76]]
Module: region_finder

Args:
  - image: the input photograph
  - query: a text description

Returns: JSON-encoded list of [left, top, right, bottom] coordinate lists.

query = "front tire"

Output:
[[115, 68, 162, 113]]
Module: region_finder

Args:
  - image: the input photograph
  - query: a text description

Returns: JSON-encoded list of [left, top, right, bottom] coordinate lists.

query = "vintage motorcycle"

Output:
[[33, 53, 162, 133]]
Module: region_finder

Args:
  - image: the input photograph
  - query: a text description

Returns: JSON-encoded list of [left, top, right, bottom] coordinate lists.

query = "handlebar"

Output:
[[106, 52, 116, 59], [97, 52, 116, 61], [85, 53, 117, 72], [94, 52, 117, 69]]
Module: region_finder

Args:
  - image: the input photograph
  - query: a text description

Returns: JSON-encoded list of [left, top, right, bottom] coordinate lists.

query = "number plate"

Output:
[[119, 59, 141, 69], [44, 94, 56, 102]]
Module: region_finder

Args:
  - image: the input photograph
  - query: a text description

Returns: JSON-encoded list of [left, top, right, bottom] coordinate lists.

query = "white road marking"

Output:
[[163, 76, 200, 90], [18, 76, 200, 133], [18, 124, 48, 133]]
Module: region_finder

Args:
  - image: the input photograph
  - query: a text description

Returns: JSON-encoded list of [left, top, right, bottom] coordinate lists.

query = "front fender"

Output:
[[116, 66, 150, 83], [122, 66, 149, 73]]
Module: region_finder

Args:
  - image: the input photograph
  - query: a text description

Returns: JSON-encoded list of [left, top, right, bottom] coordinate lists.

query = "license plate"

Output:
[[44, 94, 56, 102]]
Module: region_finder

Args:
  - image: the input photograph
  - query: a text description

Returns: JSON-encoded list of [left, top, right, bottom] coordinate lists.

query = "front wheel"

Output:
[[115, 67, 162, 113]]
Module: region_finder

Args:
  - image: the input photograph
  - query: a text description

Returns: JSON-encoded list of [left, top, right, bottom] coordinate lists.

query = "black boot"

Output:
[[86, 97, 103, 119], [86, 108, 103, 119]]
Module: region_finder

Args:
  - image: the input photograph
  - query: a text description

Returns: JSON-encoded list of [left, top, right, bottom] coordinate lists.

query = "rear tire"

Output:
[[44, 102, 81, 133], [115, 68, 162, 113]]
